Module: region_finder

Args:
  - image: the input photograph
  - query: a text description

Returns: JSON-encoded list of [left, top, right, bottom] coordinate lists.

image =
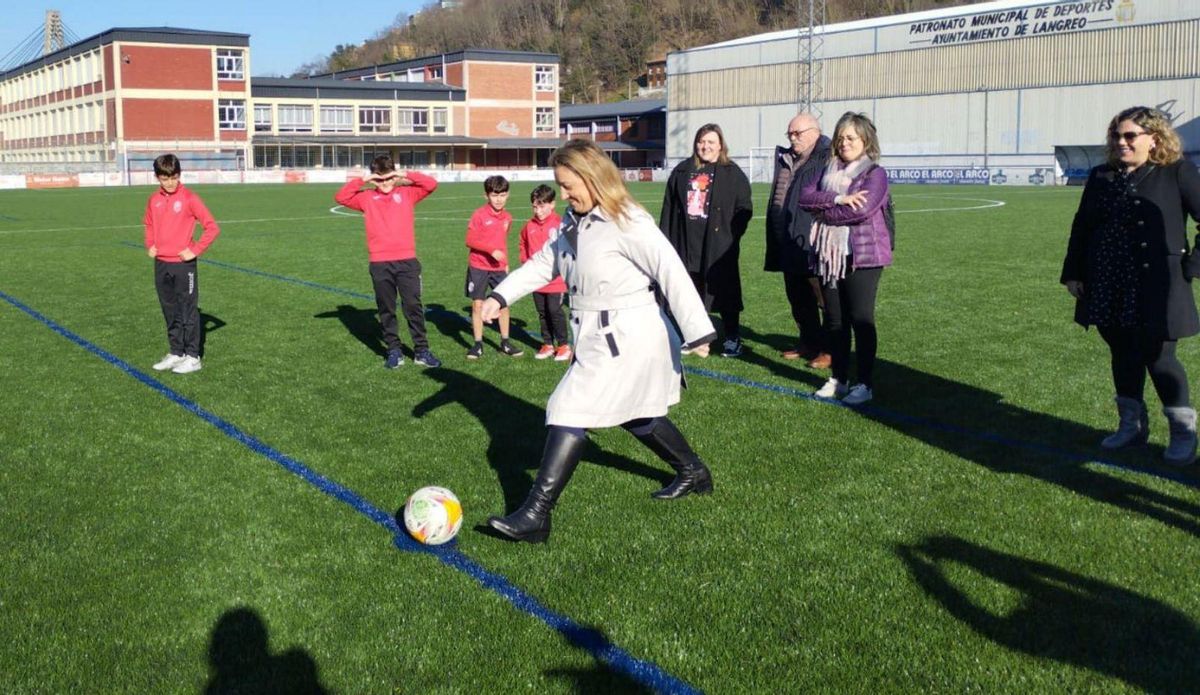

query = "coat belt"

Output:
[[569, 286, 656, 311]]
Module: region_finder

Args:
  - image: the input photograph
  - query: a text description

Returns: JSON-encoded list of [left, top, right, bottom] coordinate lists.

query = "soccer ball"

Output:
[[403, 486, 463, 545]]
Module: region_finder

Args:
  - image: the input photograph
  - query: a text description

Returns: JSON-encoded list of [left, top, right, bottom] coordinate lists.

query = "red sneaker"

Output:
[[535, 344, 555, 360], [553, 345, 573, 362]]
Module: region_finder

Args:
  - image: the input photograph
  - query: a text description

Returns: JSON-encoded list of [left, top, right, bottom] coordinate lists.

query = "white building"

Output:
[[667, 0, 1199, 184]]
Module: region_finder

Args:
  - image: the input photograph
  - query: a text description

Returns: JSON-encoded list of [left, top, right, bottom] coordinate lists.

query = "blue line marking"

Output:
[[0, 287, 702, 695], [686, 366, 1200, 489], [122, 245, 1199, 490]]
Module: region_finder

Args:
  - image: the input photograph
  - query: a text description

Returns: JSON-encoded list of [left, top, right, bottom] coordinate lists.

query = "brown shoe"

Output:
[[807, 352, 832, 369], [781, 349, 803, 360]]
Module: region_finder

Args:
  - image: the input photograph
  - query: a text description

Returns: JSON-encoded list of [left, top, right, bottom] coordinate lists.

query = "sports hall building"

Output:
[[0, 30, 560, 178], [667, 0, 1200, 184]]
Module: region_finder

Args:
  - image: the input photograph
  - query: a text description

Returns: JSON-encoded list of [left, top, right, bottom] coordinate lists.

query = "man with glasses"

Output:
[[766, 113, 831, 367]]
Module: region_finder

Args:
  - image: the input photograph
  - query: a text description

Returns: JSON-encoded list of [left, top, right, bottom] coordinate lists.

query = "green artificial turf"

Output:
[[1, 180, 1198, 693]]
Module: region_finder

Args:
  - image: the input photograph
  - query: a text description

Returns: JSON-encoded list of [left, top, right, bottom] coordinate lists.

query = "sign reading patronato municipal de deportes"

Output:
[[906, 0, 1136, 47]]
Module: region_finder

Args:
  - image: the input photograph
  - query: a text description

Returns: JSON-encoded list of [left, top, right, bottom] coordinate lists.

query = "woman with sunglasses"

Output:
[[1062, 106, 1200, 466]]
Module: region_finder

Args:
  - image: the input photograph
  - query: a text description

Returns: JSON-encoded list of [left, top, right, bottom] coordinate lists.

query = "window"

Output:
[[218, 99, 246, 130], [431, 107, 447, 134], [320, 105, 353, 133], [407, 68, 425, 83], [535, 65, 555, 92], [397, 108, 428, 134], [254, 104, 272, 132], [277, 105, 313, 133], [535, 107, 555, 134], [428, 66, 443, 82], [358, 106, 391, 133], [217, 49, 245, 80]]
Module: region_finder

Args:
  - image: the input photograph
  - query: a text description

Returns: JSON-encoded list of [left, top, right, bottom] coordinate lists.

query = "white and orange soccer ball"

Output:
[[403, 486, 463, 545]]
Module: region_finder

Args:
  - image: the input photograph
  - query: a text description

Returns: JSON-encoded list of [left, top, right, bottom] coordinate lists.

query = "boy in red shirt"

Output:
[[519, 185, 571, 361], [464, 175, 522, 359], [335, 155, 441, 369], [144, 154, 220, 374]]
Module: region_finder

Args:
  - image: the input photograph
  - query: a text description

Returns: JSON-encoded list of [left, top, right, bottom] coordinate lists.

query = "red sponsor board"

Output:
[[284, 171, 307, 184], [26, 173, 80, 189]]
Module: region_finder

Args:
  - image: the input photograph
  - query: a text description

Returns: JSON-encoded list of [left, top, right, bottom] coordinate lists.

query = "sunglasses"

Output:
[[1111, 130, 1149, 144], [787, 128, 818, 139]]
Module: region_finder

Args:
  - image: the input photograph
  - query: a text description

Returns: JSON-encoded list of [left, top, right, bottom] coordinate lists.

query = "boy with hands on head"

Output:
[[334, 155, 441, 368]]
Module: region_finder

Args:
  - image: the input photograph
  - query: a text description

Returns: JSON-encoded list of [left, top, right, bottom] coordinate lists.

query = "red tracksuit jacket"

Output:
[[465, 204, 513, 271], [519, 212, 567, 293], [143, 184, 220, 261], [335, 172, 438, 262]]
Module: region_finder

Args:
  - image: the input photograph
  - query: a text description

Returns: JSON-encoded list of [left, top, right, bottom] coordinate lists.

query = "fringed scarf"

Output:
[[810, 155, 874, 283]]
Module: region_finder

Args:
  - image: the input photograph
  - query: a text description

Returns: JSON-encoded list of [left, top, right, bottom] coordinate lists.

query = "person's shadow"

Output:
[[897, 535, 1200, 692], [314, 304, 387, 357], [734, 326, 1200, 538], [198, 311, 226, 359], [203, 607, 328, 695], [412, 368, 672, 513]]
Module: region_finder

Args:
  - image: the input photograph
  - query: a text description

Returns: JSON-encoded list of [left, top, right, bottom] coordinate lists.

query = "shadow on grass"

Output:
[[738, 327, 1200, 537], [204, 606, 328, 695], [424, 302, 539, 351], [198, 311, 226, 359], [412, 368, 672, 510], [313, 304, 387, 358], [544, 622, 656, 694], [897, 535, 1200, 692]]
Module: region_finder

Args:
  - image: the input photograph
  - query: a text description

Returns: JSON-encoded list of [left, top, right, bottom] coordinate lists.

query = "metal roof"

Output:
[[560, 99, 666, 121], [1, 27, 249, 80], [312, 49, 560, 80], [251, 77, 465, 102]]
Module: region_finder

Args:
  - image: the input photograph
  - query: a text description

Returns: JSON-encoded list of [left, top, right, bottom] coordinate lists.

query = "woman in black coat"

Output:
[[1061, 105, 1200, 466], [660, 123, 753, 357]]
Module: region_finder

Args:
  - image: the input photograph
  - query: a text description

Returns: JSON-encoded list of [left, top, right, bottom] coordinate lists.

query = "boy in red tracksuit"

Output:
[[144, 153, 220, 375], [464, 175, 522, 359], [519, 185, 571, 362], [335, 154, 441, 369]]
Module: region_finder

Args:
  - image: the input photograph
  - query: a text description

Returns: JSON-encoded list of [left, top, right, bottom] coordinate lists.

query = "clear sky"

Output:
[[1, 1, 429, 76]]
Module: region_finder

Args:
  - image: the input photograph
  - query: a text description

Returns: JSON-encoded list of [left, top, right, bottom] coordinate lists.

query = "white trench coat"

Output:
[[494, 204, 716, 428]]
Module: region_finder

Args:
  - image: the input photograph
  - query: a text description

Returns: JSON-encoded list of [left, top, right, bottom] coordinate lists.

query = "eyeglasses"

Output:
[[787, 128, 817, 139], [1111, 130, 1149, 144]]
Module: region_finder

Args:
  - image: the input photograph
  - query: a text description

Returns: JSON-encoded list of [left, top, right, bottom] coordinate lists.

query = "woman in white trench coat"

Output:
[[481, 139, 718, 543]]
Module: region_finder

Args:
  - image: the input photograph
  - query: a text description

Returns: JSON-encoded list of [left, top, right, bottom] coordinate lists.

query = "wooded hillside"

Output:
[[294, 0, 984, 102]]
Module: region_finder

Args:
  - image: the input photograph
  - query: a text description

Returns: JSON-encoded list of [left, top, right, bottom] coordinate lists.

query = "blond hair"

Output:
[[1105, 106, 1182, 167], [548, 139, 644, 222]]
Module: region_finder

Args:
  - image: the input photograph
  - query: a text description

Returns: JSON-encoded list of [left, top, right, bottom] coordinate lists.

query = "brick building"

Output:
[[2, 32, 561, 171], [558, 99, 665, 168], [316, 49, 562, 168], [0, 27, 250, 169]]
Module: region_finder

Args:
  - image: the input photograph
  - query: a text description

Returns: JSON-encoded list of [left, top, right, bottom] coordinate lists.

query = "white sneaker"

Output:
[[815, 378, 848, 399], [153, 353, 185, 371], [843, 384, 873, 405], [171, 356, 202, 374]]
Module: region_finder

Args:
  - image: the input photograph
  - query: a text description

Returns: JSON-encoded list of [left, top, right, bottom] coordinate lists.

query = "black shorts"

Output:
[[465, 267, 507, 300]]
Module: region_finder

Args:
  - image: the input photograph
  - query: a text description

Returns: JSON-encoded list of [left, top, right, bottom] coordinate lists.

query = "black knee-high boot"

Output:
[[487, 427, 586, 543], [627, 418, 713, 500]]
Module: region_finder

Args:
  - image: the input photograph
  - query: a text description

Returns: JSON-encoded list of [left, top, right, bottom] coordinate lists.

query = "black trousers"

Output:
[[1098, 326, 1190, 408], [155, 259, 201, 357], [783, 270, 824, 351], [369, 259, 428, 352], [688, 271, 740, 338], [822, 266, 882, 386], [533, 292, 568, 345]]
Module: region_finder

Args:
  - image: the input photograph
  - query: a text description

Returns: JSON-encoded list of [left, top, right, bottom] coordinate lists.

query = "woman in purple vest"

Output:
[[797, 112, 893, 405]]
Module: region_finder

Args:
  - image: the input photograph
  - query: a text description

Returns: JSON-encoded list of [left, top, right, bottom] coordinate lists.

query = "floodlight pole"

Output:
[[797, 0, 825, 118]]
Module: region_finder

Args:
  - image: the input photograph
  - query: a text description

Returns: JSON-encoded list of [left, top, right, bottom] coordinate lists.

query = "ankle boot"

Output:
[[628, 418, 713, 500], [487, 428, 586, 542], [1162, 406, 1198, 466], [1100, 396, 1149, 449]]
